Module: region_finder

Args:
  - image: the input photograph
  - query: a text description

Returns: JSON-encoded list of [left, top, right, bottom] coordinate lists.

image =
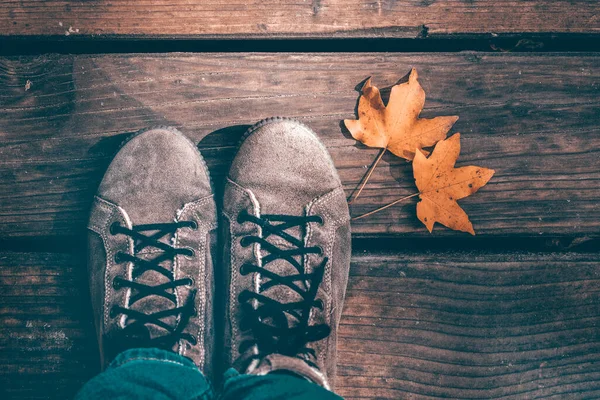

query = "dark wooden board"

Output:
[[338, 251, 600, 399], [2, 250, 599, 399], [0, 252, 96, 400], [1, 53, 599, 238], [1, 1, 599, 39]]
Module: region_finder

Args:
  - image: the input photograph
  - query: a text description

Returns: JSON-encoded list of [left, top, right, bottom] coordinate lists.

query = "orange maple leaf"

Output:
[[413, 133, 495, 235], [344, 68, 458, 161]]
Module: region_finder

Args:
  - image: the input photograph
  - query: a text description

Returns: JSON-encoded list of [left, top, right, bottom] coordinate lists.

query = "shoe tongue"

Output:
[[134, 227, 177, 248], [124, 245, 178, 341], [257, 235, 309, 337]]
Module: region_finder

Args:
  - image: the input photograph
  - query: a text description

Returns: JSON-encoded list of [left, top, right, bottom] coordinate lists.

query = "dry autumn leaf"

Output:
[[413, 133, 495, 235], [344, 68, 458, 161]]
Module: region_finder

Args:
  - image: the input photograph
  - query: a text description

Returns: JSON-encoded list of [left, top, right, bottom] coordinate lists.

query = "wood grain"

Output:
[[338, 251, 600, 399], [2, 250, 599, 399], [1, 1, 599, 38], [0, 53, 598, 238], [0, 252, 97, 400]]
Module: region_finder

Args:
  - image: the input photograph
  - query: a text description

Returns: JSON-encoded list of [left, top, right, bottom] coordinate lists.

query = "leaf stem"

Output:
[[348, 147, 387, 204], [351, 192, 420, 220]]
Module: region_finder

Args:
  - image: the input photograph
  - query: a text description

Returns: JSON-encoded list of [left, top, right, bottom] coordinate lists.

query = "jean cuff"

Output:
[[107, 347, 199, 371], [223, 367, 241, 381]]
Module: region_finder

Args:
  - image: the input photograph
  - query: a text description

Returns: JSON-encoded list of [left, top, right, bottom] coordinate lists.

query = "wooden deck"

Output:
[[2, 0, 598, 38], [1, 2, 599, 399]]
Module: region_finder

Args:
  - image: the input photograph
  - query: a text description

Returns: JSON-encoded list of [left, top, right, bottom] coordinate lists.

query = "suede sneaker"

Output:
[[221, 118, 351, 390], [87, 127, 217, 377]]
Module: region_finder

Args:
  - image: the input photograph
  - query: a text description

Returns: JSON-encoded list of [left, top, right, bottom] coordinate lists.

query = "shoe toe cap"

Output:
[[229, 118, 342, 214], [98, 127, 212, 224]]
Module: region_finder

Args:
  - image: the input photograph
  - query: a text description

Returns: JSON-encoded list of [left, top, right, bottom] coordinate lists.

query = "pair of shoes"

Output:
[[87, 118, 351, 390]]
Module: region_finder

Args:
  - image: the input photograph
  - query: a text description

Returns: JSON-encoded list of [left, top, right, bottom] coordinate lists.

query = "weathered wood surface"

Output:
[[1, 53, 598, 238], [2, 250, 599, 399], [0, 252, 96, 400], [1, 1, 599, 39]]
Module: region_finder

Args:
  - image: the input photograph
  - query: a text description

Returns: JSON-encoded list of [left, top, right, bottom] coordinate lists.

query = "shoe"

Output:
[[221, 118, 351, 390], [87, 127, 217, 376]]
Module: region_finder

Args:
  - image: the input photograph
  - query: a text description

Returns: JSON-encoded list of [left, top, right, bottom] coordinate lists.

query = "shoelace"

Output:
[[108, 221, 198, 351], [237, 211, 331, 368]]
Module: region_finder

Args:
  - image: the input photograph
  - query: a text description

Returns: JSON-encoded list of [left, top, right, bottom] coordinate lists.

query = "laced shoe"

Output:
[[87, 127, 217, 376], [221, 118, 351, 390]]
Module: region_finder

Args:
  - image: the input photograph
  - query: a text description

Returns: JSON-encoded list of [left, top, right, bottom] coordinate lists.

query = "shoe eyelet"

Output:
[[239, 264, 251, 275], [315, 299, 324, 309], [237, 211, 248, 224], [188, 220, 198, 230], [189, 335, 198, 346], [239, 320, 249, 331], [315, 216, 324, 225], [109, 222, 120, 235], [109, 306, 119, 318], [317, 246, 324, 255], [184, 277, 194, 287], [183, 247, 195, 257], [113, 253, 123, 264], [240, 237, 252, 247], [238, 290, 251, 303], [112, 277, 122, 290]]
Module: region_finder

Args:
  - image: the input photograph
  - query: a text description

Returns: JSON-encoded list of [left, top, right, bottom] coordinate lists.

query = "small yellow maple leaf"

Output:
[[413, 133, 495, 235], [344, 68, 459, 160]]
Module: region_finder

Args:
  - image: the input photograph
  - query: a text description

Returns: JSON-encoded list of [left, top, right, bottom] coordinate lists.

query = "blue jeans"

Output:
[[76, 348, 343, 400]]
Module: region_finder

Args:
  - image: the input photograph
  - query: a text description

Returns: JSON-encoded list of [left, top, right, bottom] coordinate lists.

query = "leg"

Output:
[[76, 348, 213, 400], [220, 369, 343, 400]]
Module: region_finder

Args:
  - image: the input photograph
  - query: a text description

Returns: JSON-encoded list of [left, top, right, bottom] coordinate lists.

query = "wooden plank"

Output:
[[338, 251, 600, 399], [1, 250, 599, 399], [0, 252, 97, 399], [0, 53, 599, 238], [1, 1, 599, 39]]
